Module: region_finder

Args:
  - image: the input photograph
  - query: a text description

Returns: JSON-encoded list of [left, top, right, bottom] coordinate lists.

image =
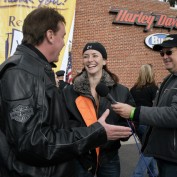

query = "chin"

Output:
[[54, 58, 59, 63]]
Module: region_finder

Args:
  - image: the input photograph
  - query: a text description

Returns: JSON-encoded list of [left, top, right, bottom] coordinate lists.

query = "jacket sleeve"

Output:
[[140, 106, 177, 128], [1, 68, 107, 165], [139, 94, 177, 128]]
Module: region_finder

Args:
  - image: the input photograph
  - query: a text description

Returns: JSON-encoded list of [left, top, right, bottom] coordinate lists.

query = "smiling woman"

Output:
[[82, 46, 106, 77], [62, 41, 135, 177]]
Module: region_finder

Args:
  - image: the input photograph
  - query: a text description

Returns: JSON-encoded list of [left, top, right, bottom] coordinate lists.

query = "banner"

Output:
[[0, 0, 76, 71], [65, 43, 72, 84], [60, 12, 75, 82]]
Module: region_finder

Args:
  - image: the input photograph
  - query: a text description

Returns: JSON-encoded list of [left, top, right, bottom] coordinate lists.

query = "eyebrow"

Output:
[[83, 52, 98, 55]]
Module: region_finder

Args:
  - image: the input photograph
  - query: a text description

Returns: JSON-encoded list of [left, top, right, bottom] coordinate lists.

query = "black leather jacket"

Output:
[[62, 70, 135, 174], [0, 45, 107, 177]]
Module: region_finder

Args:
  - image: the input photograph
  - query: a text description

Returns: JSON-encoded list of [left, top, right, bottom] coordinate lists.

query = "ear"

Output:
[[103, 60, 107, 66], [46, 30, 54, 44]]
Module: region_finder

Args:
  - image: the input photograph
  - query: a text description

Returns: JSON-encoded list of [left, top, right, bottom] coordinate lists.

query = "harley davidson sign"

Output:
[[109, 8, 177, 32]]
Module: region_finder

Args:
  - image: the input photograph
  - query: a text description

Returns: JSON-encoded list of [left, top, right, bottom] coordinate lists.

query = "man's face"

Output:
[[51, 22, 66, 63], [57, 76, 64, 81], [160, 47, 177, 73]]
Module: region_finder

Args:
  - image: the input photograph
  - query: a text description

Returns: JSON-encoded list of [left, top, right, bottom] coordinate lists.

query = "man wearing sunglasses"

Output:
[[110, 34, 177, 177]]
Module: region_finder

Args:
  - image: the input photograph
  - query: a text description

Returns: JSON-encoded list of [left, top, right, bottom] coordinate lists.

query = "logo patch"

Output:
[[10, 105, 34, 123], [87, 45, 92, 50]]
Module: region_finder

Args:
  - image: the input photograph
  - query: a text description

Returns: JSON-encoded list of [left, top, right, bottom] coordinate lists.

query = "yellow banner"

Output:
[[0, 0, 76, 70]]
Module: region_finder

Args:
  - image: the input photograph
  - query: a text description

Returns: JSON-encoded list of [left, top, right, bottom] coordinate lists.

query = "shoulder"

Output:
[[130, 86, 136, 92], [147, 84, 158, 92], [63, 84, 76, 95], [62, 84, 79, 100], [113, 83, 129, 91], [1, 68, 35, 101], [110, 83, 130, 96]]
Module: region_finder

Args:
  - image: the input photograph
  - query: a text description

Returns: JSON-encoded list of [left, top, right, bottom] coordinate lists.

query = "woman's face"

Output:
[[82, 49, 106, 76]]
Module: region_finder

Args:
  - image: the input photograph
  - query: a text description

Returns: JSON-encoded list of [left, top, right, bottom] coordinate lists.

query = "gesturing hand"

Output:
[[98, 109, 132, 140]]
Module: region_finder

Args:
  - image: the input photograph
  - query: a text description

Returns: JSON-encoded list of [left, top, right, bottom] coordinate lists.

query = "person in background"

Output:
[[0, 7, 132, 177], [55, 70, 69, 90], [62, 42, 135, 177], [130, 64, 158, 177], [111, 34, 177, 177]]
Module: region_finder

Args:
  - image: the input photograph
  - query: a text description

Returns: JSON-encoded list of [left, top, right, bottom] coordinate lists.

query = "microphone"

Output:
[[96, 83, 118, 104]]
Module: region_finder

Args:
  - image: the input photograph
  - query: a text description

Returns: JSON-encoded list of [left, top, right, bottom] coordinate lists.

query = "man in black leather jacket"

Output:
[[0, 7, 132, 177], [111, 34, 177, 177]]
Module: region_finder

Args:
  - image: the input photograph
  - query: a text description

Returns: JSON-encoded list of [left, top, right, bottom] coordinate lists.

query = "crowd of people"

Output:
[[0, 6, 177, 177]]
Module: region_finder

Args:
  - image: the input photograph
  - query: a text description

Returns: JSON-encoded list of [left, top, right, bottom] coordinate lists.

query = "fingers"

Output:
[[106, 125, 132, 140], [111, 103, 123, 113], [99, 108, 132, 141], [98, 109, 110, 123], [101, 109, 110, 118], [111, 103, 125, 111], [111, 125, 132, 135], [111, 103, 132, 118]]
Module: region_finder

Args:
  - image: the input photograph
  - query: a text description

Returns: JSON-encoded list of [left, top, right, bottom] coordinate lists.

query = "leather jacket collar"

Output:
[[24, 43, 57, 68]]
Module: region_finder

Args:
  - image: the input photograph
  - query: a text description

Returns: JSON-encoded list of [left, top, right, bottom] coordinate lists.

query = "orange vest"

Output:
[[75, 96, 100, 160]]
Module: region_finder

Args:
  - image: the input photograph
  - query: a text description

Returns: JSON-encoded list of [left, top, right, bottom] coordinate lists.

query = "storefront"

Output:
[[72, 0, 177, 88]]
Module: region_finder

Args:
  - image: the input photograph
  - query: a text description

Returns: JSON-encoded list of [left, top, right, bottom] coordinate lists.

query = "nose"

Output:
[[88, 56, 94, 62], [163, 53, 169, 59]]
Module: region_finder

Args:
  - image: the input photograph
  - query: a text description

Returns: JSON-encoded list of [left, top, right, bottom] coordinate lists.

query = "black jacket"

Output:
[[0, 45, 107, 177], [62, 70, 135, 174], [130, 84, 158, 107]]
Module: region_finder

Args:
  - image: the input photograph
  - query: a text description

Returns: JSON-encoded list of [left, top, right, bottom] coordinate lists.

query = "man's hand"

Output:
[[111, 103, 133, 118], [98, 109, 132, 140]]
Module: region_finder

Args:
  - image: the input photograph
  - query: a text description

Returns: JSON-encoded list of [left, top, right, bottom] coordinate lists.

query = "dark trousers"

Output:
[[75, 152, 120, 177], [97, 154, 120, 177], [156, 159, 177, 177]]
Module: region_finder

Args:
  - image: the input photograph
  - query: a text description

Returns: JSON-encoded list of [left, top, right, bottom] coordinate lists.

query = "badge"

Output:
[[10, 105, 34, 123]]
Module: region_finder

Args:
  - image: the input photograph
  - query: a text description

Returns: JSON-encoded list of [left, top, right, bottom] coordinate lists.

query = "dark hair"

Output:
[[73, 65, 119, 83], [22, 7, 66, 45]]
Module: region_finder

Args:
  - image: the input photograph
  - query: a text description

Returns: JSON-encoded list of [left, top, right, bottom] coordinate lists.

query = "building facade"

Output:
[[72, 0, 177, 88]]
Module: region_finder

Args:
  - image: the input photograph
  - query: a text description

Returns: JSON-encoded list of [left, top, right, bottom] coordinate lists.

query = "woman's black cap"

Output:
[[83, 42, 107, 59]]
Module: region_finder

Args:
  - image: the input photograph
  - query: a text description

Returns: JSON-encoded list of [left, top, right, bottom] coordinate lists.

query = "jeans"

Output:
[[156, 159, 177, 177], [132, 125, 158, 177], [132, 154, 158, 177], [97, 153, 120, 177]]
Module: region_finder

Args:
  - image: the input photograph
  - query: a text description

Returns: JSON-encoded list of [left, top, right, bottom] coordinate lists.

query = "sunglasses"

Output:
[[160, 50, 173, 57]]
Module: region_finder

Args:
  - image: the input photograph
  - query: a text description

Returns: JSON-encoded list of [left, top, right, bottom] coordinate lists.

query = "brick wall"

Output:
[[72, 0, 177, 88]]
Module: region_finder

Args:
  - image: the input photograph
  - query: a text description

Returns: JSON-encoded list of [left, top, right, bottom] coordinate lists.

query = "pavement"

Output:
[[120, 136, 149, 177]]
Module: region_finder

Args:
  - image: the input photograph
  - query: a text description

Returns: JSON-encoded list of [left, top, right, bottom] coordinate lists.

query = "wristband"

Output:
[[130, 107, 135, 120]]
